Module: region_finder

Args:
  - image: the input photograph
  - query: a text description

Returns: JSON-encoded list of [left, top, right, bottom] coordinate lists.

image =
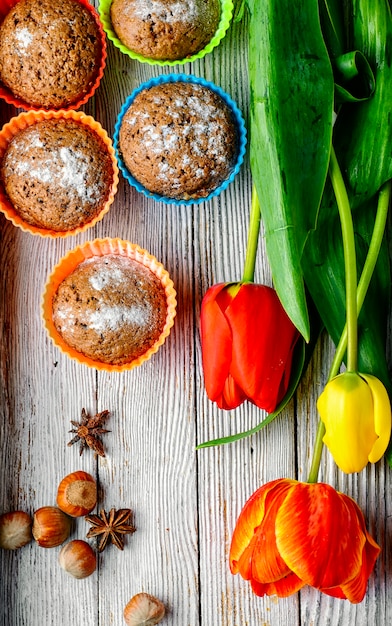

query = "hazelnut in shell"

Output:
[[57, 470, 97, 517], [0, 511, 33, 550], [32, 506, 72, 548], [124, 593, 165, 626], [59, 539, 97, 579]]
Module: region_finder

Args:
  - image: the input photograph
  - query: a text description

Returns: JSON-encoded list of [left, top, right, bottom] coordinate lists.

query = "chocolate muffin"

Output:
[[52, 254, 168, 365], [1, 118, 114, 232], [110, 0, 220, 61], [118, 81, 239, 200], [0, 0, 102, 108]]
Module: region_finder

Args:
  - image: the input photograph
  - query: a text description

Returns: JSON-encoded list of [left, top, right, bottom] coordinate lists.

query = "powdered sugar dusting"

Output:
[[88, 264, 126, 291], [126, 84, 228, 160], [15, 28, 33, 52], [54, 301, 152, 333], [126, 0, 199, 22], [11, 130, 102, 204], [88, 303, 151, 332], [83, 255, 136, 291], [55, 255, 158, 334]]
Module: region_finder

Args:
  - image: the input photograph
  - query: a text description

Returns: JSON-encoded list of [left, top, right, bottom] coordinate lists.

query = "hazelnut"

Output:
[[0, 511, 33, 550], [59, 539, 97, 579], [56, 471, 97, 517], [32, 506, 72, 548], [123, 593, 165, 626]]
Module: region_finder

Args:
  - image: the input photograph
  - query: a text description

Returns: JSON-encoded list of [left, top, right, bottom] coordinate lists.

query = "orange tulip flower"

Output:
[[200, 283, 300, 412], [229, 478, 380, 603]]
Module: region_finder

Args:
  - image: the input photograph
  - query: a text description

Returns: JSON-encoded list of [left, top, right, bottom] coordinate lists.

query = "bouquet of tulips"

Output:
[[199, 0, 392, 603]]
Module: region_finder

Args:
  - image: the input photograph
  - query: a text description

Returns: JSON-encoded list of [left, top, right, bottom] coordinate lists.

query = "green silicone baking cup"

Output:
[[98, 0, 234, 66]]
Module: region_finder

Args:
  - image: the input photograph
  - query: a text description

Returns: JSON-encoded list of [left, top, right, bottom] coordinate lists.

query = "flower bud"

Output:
[[317, 372, 391, 473], [200, 282, 300, 412]]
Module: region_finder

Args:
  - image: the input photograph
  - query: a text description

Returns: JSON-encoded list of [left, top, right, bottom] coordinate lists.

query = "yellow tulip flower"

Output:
[[317, 372, 391, 473]]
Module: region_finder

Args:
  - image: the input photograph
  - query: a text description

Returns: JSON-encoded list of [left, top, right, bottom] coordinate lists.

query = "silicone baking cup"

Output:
[[98, 0, 233, 66], [42, 238, 177, 372], [113, 73, 247, 206], [0, 0, 106, 111], [0, 110, 118, 237]]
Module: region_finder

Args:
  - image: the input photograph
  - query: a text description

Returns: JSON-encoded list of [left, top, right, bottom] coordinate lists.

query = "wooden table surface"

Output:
[[1, 2, 391, 624]]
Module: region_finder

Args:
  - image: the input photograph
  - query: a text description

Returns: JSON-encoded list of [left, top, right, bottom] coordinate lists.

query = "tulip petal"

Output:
[[276, 482, 366, 589], [229, 479, 295, 579], [250, 488, 293, 583], [251, 572, 305, 598], [317, 372, 377, 473], [200, 284, 235, 403], [321, 495, 380, 603], [361, 374, 392, 463], [227, 285, 299, 412], [318, 585, 347, 600], [218, 374, 247, 410], [337, 497, 380, 603]]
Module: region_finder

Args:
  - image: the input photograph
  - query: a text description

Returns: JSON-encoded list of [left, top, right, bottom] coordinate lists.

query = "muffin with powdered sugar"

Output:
[[117, 79, 240, 201], [110, 0, 220, 61], [0, 0, 105, 109], [42, 239, 177, 371], [0, 114, 117, 236]]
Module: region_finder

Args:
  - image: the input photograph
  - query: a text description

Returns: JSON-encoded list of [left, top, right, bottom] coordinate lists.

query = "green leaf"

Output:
[[318, 0, 346, 58], [334, 50, 375, 102], [319, 0, 376, 103], [334, 0, 392, 206], [246, 0, 335, 341]]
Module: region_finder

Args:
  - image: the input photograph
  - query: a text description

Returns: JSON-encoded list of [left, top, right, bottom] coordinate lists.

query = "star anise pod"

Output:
[[67, 408, 110, 457], [85, 508, 136, 552]]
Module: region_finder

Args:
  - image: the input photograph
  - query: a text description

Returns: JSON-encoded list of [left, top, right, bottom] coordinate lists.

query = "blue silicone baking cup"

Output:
[[113, 73, 247, 206]]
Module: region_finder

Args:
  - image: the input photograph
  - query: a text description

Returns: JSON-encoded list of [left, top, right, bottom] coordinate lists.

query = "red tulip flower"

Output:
[[200, 283, 300, 412], [229, 478, 380, 603]]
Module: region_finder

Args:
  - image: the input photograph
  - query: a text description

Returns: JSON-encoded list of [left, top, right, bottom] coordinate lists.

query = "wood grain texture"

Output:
[[0, 1, 391, 624]]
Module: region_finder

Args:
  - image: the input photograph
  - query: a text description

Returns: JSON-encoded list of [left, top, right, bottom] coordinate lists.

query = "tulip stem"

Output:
[[242, 186, 261, 283], [329, 179, 391, 377], [307, 421, 326, 484], [307, 180, 391, 484], [328, 146, 358, 373]]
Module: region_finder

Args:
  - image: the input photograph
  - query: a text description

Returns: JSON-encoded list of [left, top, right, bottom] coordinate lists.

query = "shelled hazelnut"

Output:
[[0, 511, 33, 550], [123, 593, 166, 626], [58, 539, 97, 579], [32, 506, 72, 548], [56, 470, 97, 517]]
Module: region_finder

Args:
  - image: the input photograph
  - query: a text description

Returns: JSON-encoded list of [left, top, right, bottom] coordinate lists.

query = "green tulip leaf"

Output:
[[245, 0, 335, 342], [318, 0, 345, 58], [334, 51, 375, 102], [333, 0, 392, 207]]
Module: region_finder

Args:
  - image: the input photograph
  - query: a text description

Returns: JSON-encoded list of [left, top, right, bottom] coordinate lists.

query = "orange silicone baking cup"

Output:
[[42, 238, 177, 372], [0, 0, 107, 111], [0, 109, 119, 237]]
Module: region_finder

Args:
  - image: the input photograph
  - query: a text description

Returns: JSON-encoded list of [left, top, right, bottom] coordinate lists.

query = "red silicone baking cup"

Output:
[[0, 0, 107, 111], [42, 238, 177, 372], [0, 109, 119, 237]]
